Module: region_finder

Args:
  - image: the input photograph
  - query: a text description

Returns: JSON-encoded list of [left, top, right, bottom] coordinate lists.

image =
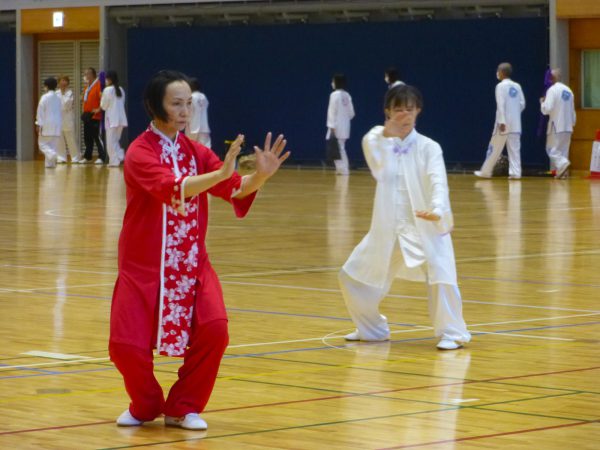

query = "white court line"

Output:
[[0, 283, 115, 294], [21, 351, 92, 360], [1, 264, 116, 276], [468, 312, 600, 327]]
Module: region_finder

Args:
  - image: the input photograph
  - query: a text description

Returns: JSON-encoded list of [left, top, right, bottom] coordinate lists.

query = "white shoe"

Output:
[[508, 175, 521, 180], [556, 162, 571, 179], [57, 157, 67, 164], [437, 339, 463, 350], [474, 170, 491, 179], [344, 330, 361, 341], [116, 409, 144, 427], [71, 155, 82, 163], [94, 158, 104, 165], [79, 158, 92, 164], [165, 413, 207, 430]]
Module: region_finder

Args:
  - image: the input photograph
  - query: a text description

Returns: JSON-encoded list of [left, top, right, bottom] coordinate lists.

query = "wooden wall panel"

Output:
[[557, 0, 600, 18], [569, 19, 600, 48], [21, 7, 99, 34]]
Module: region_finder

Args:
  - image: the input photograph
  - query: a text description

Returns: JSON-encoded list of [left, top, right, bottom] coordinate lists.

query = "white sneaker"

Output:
[[556, 162, 571, 179], [116, 409, 144, 427], [165, 413, 208, 430], [94, 158, 104, 165], [508, 175, 521, 180], [56, 157, 67, 164], [79, 158, 92, 164], [437, 339, 463, 350], [474, 170, 491, 179], [71, 155, 82, 163], [344, 330, 361, 341]]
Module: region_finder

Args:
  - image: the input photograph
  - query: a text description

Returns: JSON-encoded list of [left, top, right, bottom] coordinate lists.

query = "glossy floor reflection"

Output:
[[0, 162, 599, 449]]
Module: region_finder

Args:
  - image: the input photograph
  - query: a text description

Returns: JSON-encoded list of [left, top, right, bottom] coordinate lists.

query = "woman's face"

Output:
[[156, 80, 192, 133], [106, 78, 113, 86], [386, 103, 421, 133], [59, 78, 69, 89]]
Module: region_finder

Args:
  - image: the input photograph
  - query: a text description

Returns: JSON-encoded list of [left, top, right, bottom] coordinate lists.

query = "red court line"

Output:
[[2, 365, 599, 436], [378, 420, 599, 449]]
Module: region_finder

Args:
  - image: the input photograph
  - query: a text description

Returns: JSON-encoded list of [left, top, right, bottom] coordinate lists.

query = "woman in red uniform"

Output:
[[109, 70, 289, 430]]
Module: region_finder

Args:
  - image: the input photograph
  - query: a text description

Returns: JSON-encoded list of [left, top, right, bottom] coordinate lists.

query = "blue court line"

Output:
[[1, 320, 598, 381]]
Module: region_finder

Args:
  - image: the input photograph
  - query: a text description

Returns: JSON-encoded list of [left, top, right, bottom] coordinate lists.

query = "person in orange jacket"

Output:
[[81, 67, 107, 164]]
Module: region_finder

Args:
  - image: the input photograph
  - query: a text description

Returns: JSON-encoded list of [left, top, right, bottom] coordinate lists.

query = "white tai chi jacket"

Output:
[[343, 126, 457, 289], [541, 82, 576, 134], [101, 86, 128, 129], [494, 78, 525, 135], [326, 89, 355, 140], [36, 91, 62, 137], [56, 89, 75, 131], [188, 91, 210, 134]]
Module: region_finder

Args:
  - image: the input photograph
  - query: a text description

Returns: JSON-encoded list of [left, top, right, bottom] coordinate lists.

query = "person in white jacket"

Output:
[[540, 69, 576, 179], [56, 75, 81, 163], [185, 78, 211, 147], [326, 74, 355, 175], [339, 85, 470, 350], [101, 70, 128, 167], [475, 63, 525, 179], [385, 67, 405, 89], [36, 77, 62, 168]]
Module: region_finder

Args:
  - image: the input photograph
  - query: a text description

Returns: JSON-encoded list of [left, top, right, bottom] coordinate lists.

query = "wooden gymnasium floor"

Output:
[[0, 161, 599, 450]]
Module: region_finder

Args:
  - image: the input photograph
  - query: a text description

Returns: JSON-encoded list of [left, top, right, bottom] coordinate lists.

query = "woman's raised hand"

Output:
[[254, 132, 290, 179], [219, 134, 244, 180]]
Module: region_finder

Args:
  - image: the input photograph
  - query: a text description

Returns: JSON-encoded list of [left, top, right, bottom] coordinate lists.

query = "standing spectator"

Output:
[[81, 67, 107, 164], [36, 77, 62, 168], [101, 70, 128, 167], [385, 67, 405, 89], [326, 74, 355, 176], [475, 62, 526, 180], [540, 68, 576, 179], [185, 78, 211, 147], [56, 75, 81, 163]]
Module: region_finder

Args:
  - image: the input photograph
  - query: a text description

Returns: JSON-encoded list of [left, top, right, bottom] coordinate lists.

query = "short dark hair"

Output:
[[188, 77, 201, 92], [384, 84, 423, 111], [86, 67, 97, 77], [498, 62, 512, 78], [332, 73, 347, 90], [143, 70, 191, 122], [385, 67, 400, 83], [44, 77, 58, 91]]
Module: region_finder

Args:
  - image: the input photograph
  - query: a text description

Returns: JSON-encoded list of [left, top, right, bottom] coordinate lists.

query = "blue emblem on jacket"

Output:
[[561, 90, 571, 101], [509, 87, 518, 98]]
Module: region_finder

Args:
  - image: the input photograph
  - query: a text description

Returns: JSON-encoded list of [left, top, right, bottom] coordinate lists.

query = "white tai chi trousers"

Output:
[[334, 138, 350, 175], [38, 135, 60, 167], [57, 128, 80, 162], [106, 126, 125, 166], [339, 245, 471, 343], [546, 132, 571, 171], [479, 133, 522, 178]]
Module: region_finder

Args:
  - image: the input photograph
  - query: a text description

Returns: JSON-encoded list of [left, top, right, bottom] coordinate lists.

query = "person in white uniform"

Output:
[[185, 78, 211, 148], [101, 70, 128, 167], [385, 67, 405, 89], [36, 77, 62, 168], [56, 75, 81, 163], [540, 69, 576, 179], [326, 74, 355, 175], [475, 62, 525, 179], [339, 85, 471, 350]]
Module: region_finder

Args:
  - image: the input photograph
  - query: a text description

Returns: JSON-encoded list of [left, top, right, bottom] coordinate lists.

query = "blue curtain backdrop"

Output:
[[127, 18, 548, 168], [0, 32, 16, 157]]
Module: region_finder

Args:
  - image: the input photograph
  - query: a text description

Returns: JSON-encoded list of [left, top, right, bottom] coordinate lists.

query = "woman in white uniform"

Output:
[[101, 70, 128, 167], [326, 74, 355, 175], [36, 77, 62, 168], [185, 77, 211, 148], [339, 85, 470, 350], [56, 75, 81, 163]]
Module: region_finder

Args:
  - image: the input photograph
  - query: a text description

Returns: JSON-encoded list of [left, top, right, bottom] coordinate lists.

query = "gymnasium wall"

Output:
[[0, 32, 16, 158], [127, 18, 549, 168]]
